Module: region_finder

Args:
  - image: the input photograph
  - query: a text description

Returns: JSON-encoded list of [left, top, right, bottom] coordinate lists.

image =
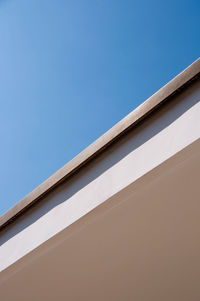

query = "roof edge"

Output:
[[1, 58, 200, 230]]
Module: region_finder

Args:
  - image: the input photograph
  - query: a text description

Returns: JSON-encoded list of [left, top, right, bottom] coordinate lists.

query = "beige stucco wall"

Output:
[[0, 138, 199, 301]]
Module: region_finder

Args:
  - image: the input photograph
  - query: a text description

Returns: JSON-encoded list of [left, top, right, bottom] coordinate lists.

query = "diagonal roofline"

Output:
[[0, 57, 200, 230]]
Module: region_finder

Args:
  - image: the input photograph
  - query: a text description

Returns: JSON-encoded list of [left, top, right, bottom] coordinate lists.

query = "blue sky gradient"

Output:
[[0, 0, 199, 214]]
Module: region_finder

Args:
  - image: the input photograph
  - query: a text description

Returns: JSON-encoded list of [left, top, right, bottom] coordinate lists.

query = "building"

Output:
[[0, 58, 200, 300]]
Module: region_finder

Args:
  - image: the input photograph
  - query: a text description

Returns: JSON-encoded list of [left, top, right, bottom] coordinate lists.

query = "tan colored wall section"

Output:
[[0, 139, 199, 301]]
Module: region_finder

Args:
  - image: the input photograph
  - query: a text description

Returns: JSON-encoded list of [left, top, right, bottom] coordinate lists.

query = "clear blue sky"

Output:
[[0, 0, 199, 215]]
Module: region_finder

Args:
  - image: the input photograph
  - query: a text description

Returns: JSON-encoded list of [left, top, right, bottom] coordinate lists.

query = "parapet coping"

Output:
[[0, 58, 200, 230]]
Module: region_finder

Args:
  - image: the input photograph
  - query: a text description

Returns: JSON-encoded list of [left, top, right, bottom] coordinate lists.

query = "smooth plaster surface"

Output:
[[0, 139, 200, 301], [0, 79, 200, 272]]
